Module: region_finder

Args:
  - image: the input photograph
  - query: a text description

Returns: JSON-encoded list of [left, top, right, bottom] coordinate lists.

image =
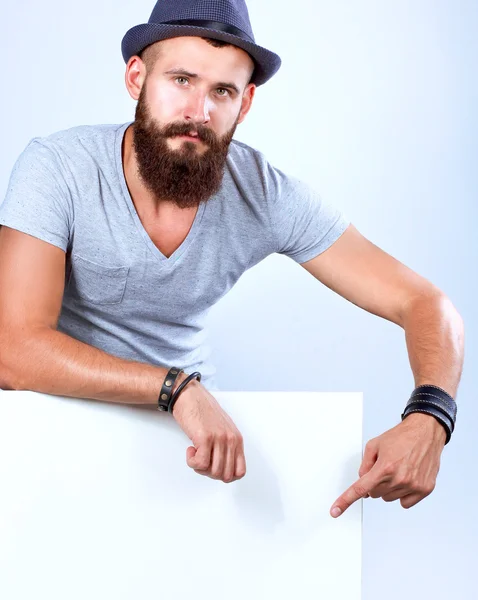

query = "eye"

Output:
[[216, 88, 230, 97], [175, 76, 189, 85]]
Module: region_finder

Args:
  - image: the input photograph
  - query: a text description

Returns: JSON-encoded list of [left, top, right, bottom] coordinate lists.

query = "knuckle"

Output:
[[226, 432, 236, 445], [421, 483, 435, 495], [364, 439, 375, 451], [198, 431, 213, 445], [381, 461, 396, 477], [217, 431, 228, 444], [394, 474, 410, 487], [353, 484, 369, 498]]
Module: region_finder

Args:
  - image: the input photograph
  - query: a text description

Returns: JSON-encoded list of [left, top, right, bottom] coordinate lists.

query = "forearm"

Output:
[[0, 327, 184, 408], [401, 294, 465, 400]]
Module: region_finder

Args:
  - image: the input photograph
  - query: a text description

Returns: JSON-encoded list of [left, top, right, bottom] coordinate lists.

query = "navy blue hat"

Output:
[[121, 0, 282, 87]]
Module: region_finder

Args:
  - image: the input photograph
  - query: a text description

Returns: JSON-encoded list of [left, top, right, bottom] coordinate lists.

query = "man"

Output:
[[0, 0, 464, 518]]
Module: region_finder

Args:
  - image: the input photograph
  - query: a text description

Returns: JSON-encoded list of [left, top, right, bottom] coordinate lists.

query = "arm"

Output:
[[300, 223, 465, 399], [0, 225, 247, 483], [401, 293, 464, 399], [301, 224, 465, 516], [0, 226, 186, 406]]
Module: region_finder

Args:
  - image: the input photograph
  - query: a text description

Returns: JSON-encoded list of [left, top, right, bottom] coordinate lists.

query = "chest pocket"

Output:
[[68, 254, 130, 305]]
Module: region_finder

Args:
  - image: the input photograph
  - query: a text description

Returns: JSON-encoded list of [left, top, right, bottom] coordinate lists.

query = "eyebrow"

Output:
[[164, 68, 241, 95]]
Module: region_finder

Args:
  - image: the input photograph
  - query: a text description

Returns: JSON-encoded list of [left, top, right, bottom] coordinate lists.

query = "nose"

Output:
[[183, 90, 211, 126]]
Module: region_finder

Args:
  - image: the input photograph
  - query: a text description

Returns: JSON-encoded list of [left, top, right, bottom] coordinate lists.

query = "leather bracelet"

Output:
[[401, 384, 457, 445], [168, 371, 202, 414], [405, 396, 456, 426], [409, 385, 457, 419], [157, 367, 184, 412]]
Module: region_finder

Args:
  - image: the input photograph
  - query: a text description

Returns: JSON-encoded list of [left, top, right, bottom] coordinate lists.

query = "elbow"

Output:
[[401, 291, 463, 323], [0, 364, 19, 391], [0, 334, 25, 391], [399, 293, 465, 353], [436, 294, 464, 328]]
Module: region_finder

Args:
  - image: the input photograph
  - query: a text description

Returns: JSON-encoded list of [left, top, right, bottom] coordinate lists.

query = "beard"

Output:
[[132, 80, 240, 209]]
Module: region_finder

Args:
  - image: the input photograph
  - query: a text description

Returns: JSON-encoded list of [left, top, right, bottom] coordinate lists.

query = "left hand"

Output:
[[330, 413, 447, 518]]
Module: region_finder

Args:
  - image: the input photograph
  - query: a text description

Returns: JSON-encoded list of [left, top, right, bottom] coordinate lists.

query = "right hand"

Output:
[[171, 376, 246, 483]]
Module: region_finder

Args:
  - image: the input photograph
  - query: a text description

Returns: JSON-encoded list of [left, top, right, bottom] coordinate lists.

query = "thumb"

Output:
[[359, 440, 379, 478], [186, 445, 210, 471], [186, 445, 197, 465]]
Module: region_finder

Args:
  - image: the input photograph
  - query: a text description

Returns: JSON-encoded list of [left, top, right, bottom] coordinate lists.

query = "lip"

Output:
[[178, 135, 201, 142]]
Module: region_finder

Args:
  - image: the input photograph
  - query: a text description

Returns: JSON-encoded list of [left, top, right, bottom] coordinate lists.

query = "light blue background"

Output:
[[1, 1, 476, 597]]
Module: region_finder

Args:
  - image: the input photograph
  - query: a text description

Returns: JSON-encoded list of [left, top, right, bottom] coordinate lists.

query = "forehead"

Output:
[[153, 36, 254, 83]]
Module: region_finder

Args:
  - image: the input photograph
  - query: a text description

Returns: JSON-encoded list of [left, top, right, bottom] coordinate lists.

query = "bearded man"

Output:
[[0, 1, 463, 514]]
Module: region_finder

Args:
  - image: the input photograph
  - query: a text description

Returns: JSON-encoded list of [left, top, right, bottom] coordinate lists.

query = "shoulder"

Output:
[[227, 138, 296, 198], [228, 138, 267, 167], [21, 122, 128, 166]]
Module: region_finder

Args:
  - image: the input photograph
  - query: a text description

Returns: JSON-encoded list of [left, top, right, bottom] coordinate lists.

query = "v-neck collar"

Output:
[[114, 121, 207, 268]]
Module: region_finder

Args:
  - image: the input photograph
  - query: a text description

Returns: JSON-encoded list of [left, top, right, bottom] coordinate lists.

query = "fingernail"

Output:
[[331, 507, 342, 518]]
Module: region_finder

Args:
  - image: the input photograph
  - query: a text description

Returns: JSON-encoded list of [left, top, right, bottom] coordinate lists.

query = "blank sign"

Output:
[[0, 390, 362, 599]]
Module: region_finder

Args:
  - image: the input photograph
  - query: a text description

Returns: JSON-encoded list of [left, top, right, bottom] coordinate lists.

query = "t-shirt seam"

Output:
[[0, 218, 68, 251], [27, 138, 76, 236], [266, 181, 281, 253], [289, 215, 349, 262]]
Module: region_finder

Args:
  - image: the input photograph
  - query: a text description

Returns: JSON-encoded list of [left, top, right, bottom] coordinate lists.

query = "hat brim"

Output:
[[121, 23, 281, 87]]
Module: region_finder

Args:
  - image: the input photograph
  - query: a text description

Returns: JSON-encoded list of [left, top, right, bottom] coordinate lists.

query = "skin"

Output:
[[300, 232, 463, 517]]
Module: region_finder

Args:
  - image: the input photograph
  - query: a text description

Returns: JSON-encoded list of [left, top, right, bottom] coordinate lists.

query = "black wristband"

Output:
[[401, 384, 457, 445], [168, 371, 202, 414], [409, 385, 457, 419], [404, 396, 456, 426], [157, 367, 184, 412]]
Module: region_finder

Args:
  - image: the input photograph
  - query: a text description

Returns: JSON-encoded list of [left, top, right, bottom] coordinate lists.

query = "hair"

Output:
[[139, 37, 255, 86]]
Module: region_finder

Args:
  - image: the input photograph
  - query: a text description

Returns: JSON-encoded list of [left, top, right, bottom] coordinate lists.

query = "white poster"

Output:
[[0, 390, 362, 599]]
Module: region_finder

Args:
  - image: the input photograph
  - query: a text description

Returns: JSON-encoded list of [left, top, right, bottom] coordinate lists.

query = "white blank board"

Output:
[[0, 390, 362, 599]]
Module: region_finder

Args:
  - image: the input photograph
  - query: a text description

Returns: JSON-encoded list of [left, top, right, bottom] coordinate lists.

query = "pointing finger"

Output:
[[330, 470, 380, 517]]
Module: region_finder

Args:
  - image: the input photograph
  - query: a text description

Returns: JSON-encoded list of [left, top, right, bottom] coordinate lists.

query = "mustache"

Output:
[[162, 122, 217, 145]]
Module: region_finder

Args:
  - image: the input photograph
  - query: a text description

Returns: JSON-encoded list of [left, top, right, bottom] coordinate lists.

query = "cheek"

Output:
[[148, 84, 233, 130], [148, 85, 188, 121]]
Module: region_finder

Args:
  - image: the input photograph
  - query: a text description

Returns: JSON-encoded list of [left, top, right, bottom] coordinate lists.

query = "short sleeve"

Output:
[[267, 164, 351, 263], [0, 139, 73, 251]]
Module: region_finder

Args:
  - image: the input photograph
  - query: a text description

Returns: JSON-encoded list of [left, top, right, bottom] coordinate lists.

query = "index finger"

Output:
[[330, 470, 379, 517]]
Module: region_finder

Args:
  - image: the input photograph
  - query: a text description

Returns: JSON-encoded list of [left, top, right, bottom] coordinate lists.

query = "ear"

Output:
[[237, 83, 256, 125], [125, 56, 148, 102]]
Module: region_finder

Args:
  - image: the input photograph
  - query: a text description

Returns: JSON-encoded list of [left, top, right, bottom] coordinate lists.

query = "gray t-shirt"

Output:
[[0, 122, 350, 390]]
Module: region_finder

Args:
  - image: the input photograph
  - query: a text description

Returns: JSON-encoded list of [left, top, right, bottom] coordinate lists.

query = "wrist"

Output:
[[171, 371, 188, 395], [170, 372, 202, 414], [404, 412, 447, 443]]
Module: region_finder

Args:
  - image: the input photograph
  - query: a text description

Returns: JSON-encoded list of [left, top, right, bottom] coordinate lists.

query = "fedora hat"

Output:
[[121, 0, 282, 87]]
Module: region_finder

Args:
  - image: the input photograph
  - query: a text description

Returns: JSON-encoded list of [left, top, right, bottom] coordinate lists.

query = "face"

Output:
[[126, 36, 256, 209]]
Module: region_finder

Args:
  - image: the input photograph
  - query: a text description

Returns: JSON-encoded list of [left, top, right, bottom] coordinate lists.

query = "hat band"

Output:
[[162, 19, 254, 44]]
